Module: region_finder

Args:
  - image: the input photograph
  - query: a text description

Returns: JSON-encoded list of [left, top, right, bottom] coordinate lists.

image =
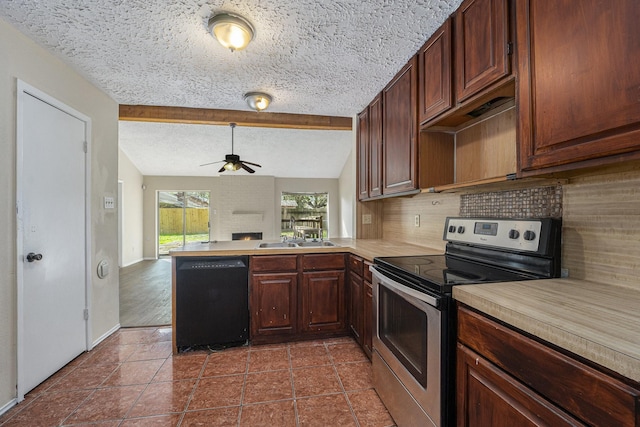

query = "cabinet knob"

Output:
[[272, 306, 276, 310]]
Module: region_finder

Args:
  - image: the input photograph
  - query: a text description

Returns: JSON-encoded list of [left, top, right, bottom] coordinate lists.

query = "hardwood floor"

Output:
[[119, 259, 172, 327]]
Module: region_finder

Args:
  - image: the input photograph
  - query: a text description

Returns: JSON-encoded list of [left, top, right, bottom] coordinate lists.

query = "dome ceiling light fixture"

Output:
[[244, 92, 272, 112], [208, 12, 255, 52]]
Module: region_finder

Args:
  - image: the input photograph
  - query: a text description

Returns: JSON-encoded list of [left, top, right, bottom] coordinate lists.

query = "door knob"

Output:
[[26, 252, 43, 262]]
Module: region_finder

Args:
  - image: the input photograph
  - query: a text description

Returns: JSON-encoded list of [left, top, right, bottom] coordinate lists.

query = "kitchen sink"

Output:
[[256, 242, 300, 248], [295, 241, 338, 247], [255, 241, 339, 249]]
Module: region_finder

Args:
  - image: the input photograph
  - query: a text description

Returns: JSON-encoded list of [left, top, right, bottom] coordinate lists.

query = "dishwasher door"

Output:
[[175, 256, 249, 349]]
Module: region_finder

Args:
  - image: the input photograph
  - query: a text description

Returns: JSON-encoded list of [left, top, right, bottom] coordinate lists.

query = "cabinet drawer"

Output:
[[458, 305, 640, 427], [251, 255, 298, 272], [349, 255, 364, 277], [363, 261, 373, 282], [302, 253, 346, 271]]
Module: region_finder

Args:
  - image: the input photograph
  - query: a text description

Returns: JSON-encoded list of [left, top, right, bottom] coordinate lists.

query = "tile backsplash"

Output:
[[459, 185, 563, 218]]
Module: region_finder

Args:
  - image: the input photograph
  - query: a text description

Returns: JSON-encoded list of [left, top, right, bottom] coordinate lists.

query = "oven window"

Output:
[[379, 284, 428, 387]]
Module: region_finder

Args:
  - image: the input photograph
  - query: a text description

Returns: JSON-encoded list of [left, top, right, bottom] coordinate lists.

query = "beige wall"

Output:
[[0, 18, 119, 408], [338, 124, 356, 238], [118, 149, 144, 266]]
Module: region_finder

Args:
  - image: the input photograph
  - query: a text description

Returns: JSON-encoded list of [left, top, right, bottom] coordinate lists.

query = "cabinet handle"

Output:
[[475, 358, 479, 365]]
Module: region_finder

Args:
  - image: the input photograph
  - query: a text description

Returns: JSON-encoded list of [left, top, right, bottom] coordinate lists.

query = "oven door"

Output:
[[371, 266, 443, 427]]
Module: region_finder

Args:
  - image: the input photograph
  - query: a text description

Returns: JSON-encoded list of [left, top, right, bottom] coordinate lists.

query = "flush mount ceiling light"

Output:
[[244, 92, 272, 112], [208, 12, 255, 52]]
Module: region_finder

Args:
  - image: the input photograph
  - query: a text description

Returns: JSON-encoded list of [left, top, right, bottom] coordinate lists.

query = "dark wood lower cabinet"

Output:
[[301, 270, 345, 333], [457, 344, 585, 426], [362, 280, 373, 358], [250, 272, 297, 338], [250, 254, 347, 344], [348, 271, 363, 344], [457, 304, 640, 427]]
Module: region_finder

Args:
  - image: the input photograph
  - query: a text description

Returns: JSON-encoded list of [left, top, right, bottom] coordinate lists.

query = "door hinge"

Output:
[[83, 309, 89, 320], [83, 141, 88, 153], [507, 42, 513, 55]]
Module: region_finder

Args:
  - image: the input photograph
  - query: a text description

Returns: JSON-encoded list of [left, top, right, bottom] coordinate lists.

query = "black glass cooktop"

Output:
[[373, 255, 539, 295]]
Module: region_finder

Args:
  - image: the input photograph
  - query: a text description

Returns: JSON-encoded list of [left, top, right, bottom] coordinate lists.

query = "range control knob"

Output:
[[508, 229, 520, 239], [457, 226, 465, 234], [523, 230, 537, 241], [448, 225, 456, 233]]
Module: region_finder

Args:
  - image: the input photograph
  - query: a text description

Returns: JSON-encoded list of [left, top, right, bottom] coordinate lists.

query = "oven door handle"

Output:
[[371, 266, 441, 309]]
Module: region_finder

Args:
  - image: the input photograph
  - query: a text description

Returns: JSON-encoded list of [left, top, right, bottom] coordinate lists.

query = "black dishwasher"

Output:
[[175, 256, 249, 350]]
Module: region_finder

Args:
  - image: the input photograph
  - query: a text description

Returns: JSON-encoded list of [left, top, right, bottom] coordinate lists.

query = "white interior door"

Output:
[[17, 84, 88, 397]]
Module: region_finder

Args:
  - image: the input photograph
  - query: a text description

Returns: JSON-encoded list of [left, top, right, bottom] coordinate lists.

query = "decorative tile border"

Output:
[[460, 185, 562, 218]]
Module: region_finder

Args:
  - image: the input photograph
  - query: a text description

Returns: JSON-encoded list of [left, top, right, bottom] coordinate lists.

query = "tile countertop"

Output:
[[169, 238, 443, 260], [453, 279, 640, 383]]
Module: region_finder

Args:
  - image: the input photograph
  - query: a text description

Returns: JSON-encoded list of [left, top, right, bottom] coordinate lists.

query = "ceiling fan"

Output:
[[200, 122, 262, 173]]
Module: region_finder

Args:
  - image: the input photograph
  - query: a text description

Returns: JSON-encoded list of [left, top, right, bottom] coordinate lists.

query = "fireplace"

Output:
[[232, 232, 263, 241]]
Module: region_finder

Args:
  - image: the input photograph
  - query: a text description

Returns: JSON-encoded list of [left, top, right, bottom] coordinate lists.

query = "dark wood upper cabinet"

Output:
[[357, 106, 370, 201], [368, 94, 383, 198], [455, 0, 510, 102], [517, 0, 640, 174], [418, 18, 453, 124], [382, 56, 419, 195]]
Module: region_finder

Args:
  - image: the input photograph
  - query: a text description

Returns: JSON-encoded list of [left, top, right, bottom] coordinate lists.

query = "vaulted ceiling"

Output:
[[1, 0, 462, 178]]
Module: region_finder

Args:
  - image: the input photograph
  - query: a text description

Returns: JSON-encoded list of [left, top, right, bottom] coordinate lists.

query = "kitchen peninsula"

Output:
[[170, 238, 442, 353]]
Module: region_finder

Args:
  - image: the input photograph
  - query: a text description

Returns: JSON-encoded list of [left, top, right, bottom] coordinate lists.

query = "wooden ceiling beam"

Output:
[[119, 105, 353, 131]]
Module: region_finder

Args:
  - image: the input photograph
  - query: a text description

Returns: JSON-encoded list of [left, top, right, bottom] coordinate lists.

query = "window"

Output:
[[281, 192, 328, 239], [158, 191, 210, 255]]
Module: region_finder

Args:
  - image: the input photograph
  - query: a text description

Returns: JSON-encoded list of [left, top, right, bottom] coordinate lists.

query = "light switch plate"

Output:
[[362, 214, 372, 225], [104, 196, 115, 209]]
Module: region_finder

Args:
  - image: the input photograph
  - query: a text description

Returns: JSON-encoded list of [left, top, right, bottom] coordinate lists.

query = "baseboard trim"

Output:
[[92, 323, 120, 348], [122, 258, 144, 267], [0, 398, 17, 417]]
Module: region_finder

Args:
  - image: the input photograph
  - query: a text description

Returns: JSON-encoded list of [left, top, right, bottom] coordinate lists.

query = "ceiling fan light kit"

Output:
[[208, 12, 255, 52], [200, 123, 262, 174], [244, 91, 272, 112]]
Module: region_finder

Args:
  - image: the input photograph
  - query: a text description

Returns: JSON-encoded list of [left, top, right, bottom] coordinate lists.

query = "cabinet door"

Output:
[[348, 271, 363, 344], [363, 280, 373, 359], [357, 106, 370, 201], [250, 273, 297, 338], [382, 56, 419, 195], [455, 0, 510, 102], [457, 344, 585, 427], [301, 270, 345, 333], [419, 18, 453, 124], [517, 0, 640, 173], [369, 94, 383, 198]]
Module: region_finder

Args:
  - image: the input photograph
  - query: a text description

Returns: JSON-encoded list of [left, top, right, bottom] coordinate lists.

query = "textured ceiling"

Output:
[[1, 0, 462, 178]]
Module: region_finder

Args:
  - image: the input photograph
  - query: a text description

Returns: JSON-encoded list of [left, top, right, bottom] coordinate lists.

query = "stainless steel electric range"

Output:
[[370, 217, 562, 427]]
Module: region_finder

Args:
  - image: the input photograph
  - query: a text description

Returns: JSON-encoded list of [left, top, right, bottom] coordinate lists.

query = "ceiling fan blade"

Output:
[[200, 160, 225, 167], [218, 165, 226, 173], [242, 160, 262, 168], [241, 163, 256, 173]]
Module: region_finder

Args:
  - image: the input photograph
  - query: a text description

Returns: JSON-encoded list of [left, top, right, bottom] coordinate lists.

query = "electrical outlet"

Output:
[[104, 196, 115, 209], [414, 214, 420, 227], [561, 268, 569, 278], [362, 214, 372, 225]]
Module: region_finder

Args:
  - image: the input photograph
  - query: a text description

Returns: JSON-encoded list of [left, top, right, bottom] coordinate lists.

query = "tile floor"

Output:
[[0, 327, 395, 426]]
